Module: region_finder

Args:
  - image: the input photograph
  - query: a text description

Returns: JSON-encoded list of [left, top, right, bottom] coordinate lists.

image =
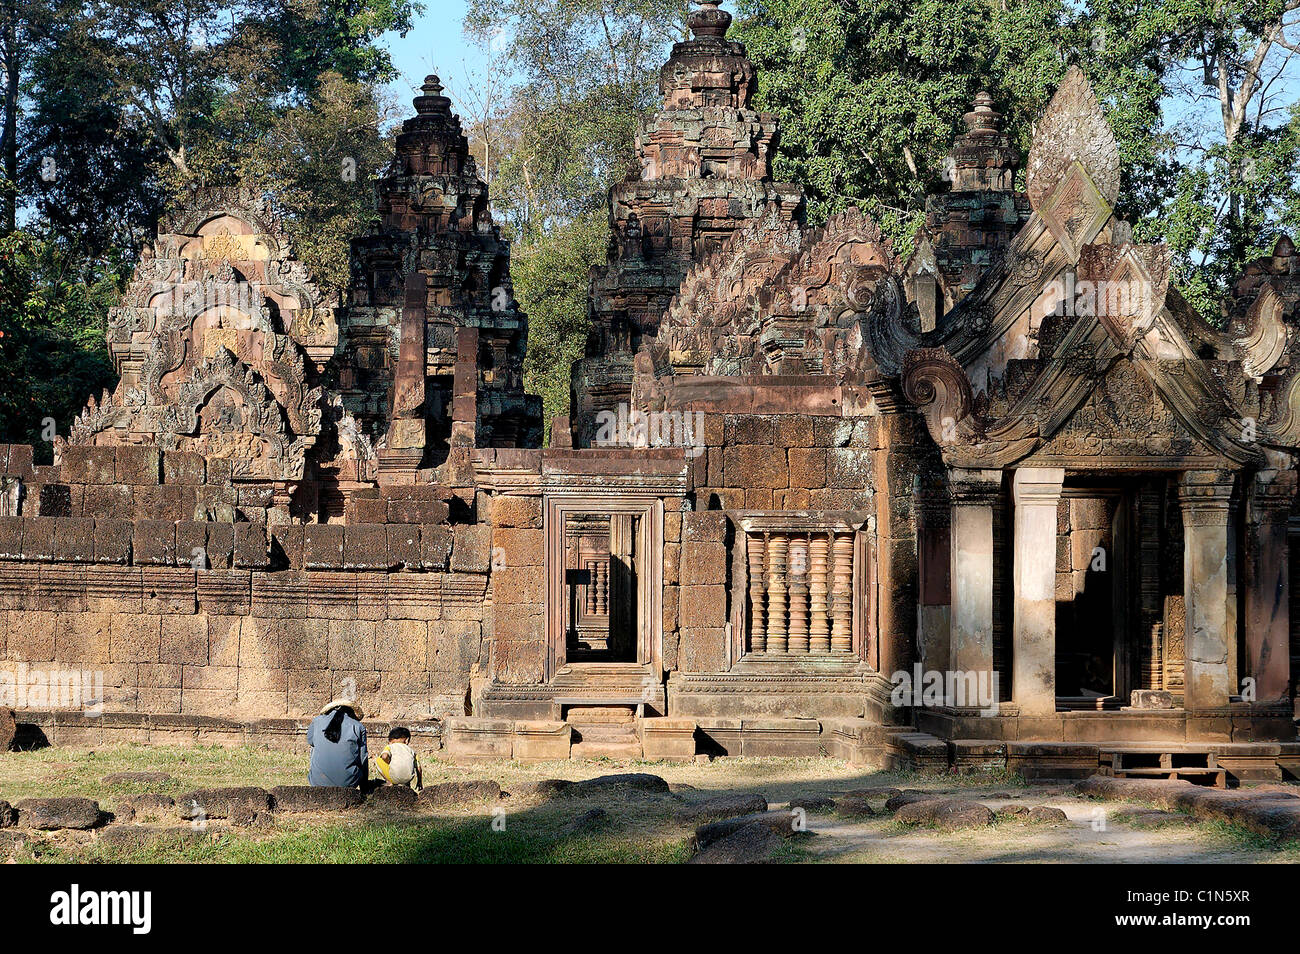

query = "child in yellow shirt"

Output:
[[375, 726, 422, 792]]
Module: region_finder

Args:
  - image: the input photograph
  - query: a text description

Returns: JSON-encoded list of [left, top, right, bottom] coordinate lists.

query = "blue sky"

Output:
[[384, 0, 497, 108]]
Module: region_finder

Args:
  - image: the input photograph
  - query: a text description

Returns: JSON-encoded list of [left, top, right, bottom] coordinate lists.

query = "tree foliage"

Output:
[[461, 0, 687, 425], [732, 0, 1300, 312], [512, 209, 609, 429], [0, 230, 117, 453]]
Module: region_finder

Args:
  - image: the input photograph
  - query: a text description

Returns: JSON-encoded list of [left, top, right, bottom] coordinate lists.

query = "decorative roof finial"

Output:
[[1026, 66, 1120, 212], [689, 0, 731, 40], [963, 92, 1001, 132], [414, 74, 450, 116]]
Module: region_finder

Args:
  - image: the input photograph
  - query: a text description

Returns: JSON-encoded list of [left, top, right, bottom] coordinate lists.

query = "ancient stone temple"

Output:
[[571, 0, 803, 445], [345, 74, 543, 483], [1, 1, 1298, 779]]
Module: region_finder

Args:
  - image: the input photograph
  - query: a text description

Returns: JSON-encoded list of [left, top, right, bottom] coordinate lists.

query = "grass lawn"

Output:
[[1, 744, 1297, 863]]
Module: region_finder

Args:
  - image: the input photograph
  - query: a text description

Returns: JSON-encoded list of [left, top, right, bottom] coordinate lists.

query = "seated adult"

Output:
[[307, 699, 369, 788]]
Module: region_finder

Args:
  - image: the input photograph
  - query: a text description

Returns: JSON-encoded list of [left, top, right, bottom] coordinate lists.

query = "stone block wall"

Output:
[[485, 494, 544, 688], [671, 410, 881, 677], [687, 414, 875, 514], [0, 443, 487, 722]]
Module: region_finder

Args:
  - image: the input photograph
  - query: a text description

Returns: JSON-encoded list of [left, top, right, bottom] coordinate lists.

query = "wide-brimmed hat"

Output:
[[321, 698, 364, 719]]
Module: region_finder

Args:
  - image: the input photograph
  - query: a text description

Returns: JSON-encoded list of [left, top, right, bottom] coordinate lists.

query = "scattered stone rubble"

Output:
[[1074, 775, 1300, 840], [15, 797, 103, 830]]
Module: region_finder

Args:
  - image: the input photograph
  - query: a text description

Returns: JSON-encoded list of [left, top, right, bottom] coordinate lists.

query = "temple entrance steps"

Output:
[[1099, 748, 1228, 788], [565, 705, 643, 760]]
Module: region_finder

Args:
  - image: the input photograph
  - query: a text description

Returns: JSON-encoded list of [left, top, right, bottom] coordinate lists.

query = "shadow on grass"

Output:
[[106, 766, 957, 864]]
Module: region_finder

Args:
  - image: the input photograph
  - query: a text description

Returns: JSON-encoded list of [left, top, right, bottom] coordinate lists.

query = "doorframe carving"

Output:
[[543, 495, 664, 681]]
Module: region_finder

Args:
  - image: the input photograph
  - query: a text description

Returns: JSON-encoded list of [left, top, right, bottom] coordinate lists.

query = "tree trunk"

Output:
[[0, 0, 18, 234]]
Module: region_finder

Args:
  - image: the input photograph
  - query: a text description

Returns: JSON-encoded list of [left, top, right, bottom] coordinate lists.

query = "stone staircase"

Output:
[[566, 705, 643, 760]]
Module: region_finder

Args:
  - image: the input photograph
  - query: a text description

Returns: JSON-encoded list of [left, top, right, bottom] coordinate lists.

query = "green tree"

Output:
[[1085, 0, 1300, 318], [1, 0, 420, 453], [731, 0, 1080, 250], [512, 210, 609, 429], [464, 0, 688, 232], [732, 0, 1300, 313], [236, 73, 397, 290], [461, 0, 688, 428], [0, 230, 117, 456]]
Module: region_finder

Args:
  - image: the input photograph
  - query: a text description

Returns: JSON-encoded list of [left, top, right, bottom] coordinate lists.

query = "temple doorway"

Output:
[[1054, 484, 1134, 709], [543, 495, 665, 682], [562, 511, 640, 662]]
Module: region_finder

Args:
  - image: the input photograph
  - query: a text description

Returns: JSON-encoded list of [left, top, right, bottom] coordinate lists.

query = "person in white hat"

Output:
[[306, 698, 369, 788]]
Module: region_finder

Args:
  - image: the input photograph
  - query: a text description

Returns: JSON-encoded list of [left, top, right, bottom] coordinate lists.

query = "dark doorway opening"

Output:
[[1055, 484, 1134, 710], [562, 511, 640, 663]]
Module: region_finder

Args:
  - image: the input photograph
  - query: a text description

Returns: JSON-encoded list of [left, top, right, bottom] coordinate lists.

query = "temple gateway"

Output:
[[2, 1, 1298, 780]]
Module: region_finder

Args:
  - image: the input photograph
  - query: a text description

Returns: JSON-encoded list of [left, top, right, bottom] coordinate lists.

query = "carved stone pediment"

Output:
[[1037, 162, 1112, 260], [69, 188, 338, 484], [107, 188, 340, 385], [1026, 66, 1120, 215], [1077, 242, 1171, 349]]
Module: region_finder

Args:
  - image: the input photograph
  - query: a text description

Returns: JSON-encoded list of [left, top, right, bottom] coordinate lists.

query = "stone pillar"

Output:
[[1245, 469, 1295, 703], [788, 536, 809, 653], [948, 468, 1002, 705], [808, 534, 830, 654], [595, 561, 608, 615], [830, 532, 854, 653], [914, 474, 951, 674], [450, 326, 479, 448], [766, 534, 788, 653], [747, 534, 767, 653], [378, 272, 429, 484], [1178, 470, 1237, 710], [1011, 467, 1065, 716]]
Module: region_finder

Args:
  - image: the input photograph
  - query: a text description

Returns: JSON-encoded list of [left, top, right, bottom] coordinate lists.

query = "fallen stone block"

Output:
[[1073, 775, 1192, 806], [0, 799, 14, 827], [103, 772, 173, 786], [96, 825, 206, 851], [418, 780, 502, 808], [565, 773, 670, 797], [834, 794, 876, 817], [270, 786, 365, 813], [893, 798, 994, 830], [16, 797, 103, 830], [695, 810, 807, 848], [1072, 775, 1300, 839], [884, 790, 944, 812], [229, 804, 274, 829], [366, 786, 419, 810], [0, 707, 14, 752], [683, 793, 768, 823], [177, 787, 273, 821], [688, 824, 785, 864], [115, 794, 175, 823], [788, 795, 835, 813]]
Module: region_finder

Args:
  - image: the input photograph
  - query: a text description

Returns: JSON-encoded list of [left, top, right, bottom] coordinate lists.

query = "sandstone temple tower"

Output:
[[570, 0, 804, 444], [345, 74, 542, 488]]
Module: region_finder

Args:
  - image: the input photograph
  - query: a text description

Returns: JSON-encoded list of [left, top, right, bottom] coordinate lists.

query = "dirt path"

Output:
[[798, 794, 1295, 863]]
